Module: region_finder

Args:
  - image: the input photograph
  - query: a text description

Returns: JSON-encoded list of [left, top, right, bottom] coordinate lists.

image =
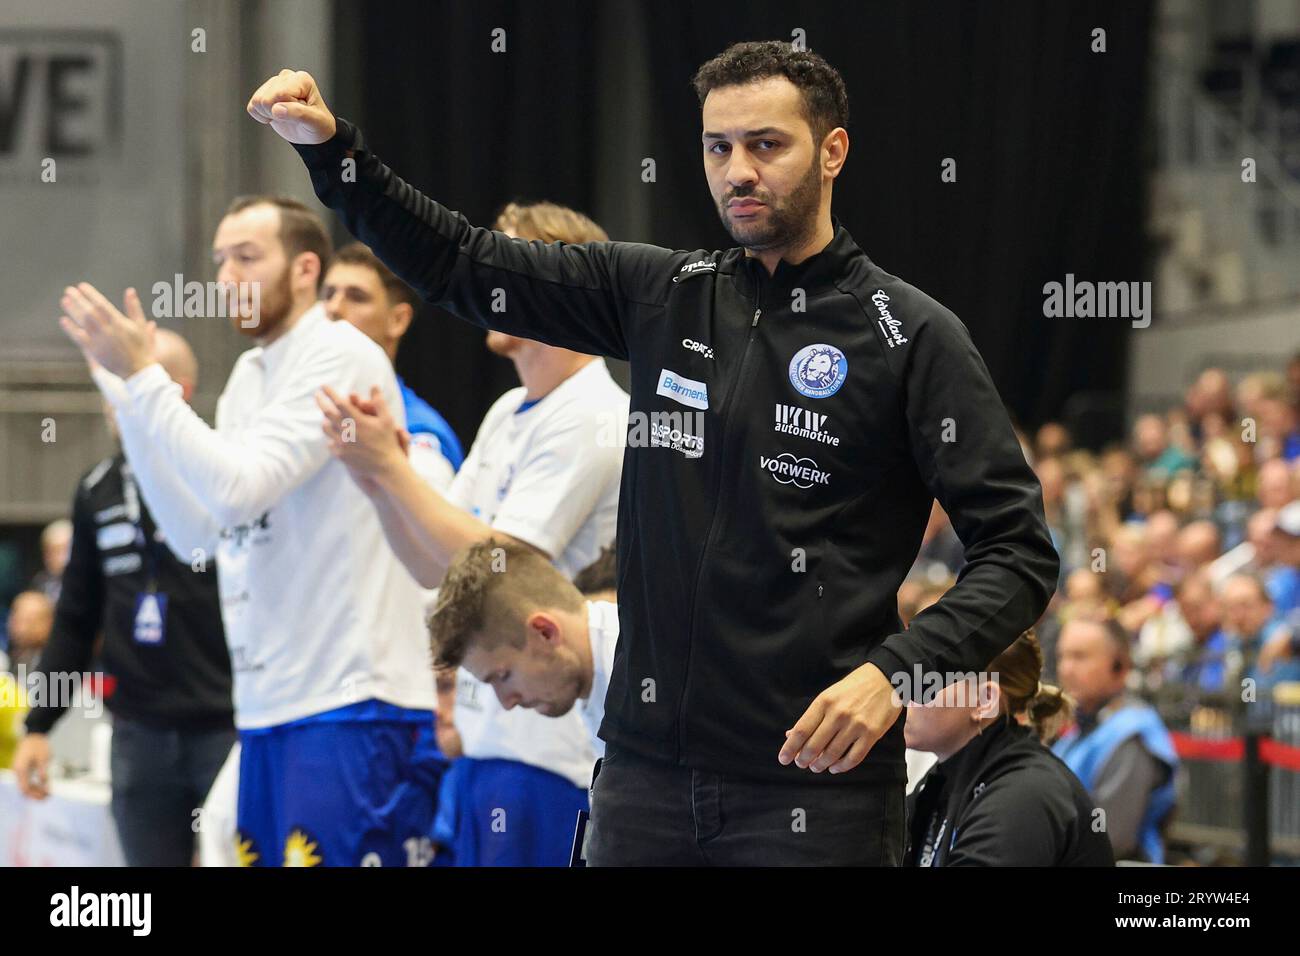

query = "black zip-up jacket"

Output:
[[25, 455, 233, 734], [904, 718, 1115, 866], [295, 119, 1060, 784]]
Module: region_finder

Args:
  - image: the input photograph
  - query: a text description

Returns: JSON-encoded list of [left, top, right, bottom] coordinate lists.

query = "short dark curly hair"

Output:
[[691, 41, 850, 146]]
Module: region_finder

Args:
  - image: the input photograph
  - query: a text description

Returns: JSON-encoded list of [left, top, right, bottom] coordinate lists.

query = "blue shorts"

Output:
[[432, 757, 589, 867], [236, 701, 447, 867]]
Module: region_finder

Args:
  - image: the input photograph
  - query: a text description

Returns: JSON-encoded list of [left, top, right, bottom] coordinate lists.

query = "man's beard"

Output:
[[228, 268, 294, 339], [718, 157, 823, 252]]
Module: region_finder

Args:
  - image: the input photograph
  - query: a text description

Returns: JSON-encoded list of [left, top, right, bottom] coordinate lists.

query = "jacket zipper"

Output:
[[675, 274, 763, 761]]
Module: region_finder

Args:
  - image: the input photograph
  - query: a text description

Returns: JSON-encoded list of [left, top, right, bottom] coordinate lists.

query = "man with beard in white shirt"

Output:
[[317, 201, 627, 866], [59, 196, 441, 867]]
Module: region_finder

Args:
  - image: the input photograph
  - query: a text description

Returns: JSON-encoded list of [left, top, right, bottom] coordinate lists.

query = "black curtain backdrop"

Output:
[[333, 0, 1153, 450]]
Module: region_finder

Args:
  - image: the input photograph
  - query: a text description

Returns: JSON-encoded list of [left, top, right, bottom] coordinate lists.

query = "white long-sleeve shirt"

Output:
[[100, 304, 436, 728]]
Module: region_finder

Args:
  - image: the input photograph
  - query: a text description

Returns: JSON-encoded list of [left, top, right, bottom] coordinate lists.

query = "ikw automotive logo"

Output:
[[761, 452, 831, 489]]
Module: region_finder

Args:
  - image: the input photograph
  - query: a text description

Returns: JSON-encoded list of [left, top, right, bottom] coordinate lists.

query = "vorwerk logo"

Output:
[[760, 452, 830, 489]]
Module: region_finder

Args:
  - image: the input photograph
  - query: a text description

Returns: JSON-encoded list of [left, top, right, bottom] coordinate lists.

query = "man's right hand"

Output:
[[12, 734, 52, 800], [246, 69, 337, 144]]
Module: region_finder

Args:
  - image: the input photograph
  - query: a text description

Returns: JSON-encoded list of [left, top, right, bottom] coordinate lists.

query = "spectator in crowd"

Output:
[[1176, 519, 1222, 572], [1038, 569, 1112, 683], [321, 241, 464, 490], [4, 591, 53, 673], [1264, 500, 1300, 631], [1133, 520, 1221, 676], [1035, 421, 1072, 460], [1098, 444, 1140, 523], [1038, 456, 1088, 578], [1053, 616, 1178, 863], [12, 330, 235, 867], [1259, 499, 1300, 621], [1235, 371, 1286, 430], [30, 519, 73, 604], [1218, 573, 1300, 719], [1163, 569, 1228, 693], [1133, 413, 1198, 478], [1185, 368, 1235, 438], [1115, 512, 1181, 630], [1105, 523, 1155, 607], [1256, 394, 1300, 463], [904, 630, 1114, 866], [1257, 458, 1295, 510]]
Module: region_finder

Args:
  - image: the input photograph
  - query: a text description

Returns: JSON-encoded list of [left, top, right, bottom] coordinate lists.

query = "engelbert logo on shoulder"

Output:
[[872, 290, 908, 348], [788, 344, 848, 399], [673, 259, 717, 282]]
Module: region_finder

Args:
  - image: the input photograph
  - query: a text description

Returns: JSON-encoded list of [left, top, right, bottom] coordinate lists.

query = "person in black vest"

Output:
[[904, 630, 1114, 866], [12, 330, 234, 866]]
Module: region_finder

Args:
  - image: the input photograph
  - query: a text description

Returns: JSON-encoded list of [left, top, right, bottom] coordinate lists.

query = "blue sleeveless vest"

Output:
[[1053, 702, 1178, 863]]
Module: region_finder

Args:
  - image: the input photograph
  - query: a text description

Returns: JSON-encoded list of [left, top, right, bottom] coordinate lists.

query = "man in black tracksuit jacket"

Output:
[[13, 345, 234, 866], [258, 42, 1059, 864]]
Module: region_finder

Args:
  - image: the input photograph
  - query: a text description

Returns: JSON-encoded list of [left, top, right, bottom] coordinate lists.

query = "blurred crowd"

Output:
[[904, 357, 1300, 705]]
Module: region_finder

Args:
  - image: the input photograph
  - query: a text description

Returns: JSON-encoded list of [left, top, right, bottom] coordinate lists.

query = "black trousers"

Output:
[[586, 743, 904, 866], [109, 715, 237, 866]]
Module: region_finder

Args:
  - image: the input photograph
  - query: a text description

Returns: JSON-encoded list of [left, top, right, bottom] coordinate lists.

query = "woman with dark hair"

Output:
[[904, 630, 1115, 866]]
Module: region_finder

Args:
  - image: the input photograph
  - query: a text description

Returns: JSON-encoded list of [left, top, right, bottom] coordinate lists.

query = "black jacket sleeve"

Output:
[[293, 118, 683, 362], [24, 482, 102, 734], [866, 303, 1060, 687]]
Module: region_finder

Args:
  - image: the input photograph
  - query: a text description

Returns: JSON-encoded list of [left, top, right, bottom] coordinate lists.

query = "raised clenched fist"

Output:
[[246, 68, 337, 145]]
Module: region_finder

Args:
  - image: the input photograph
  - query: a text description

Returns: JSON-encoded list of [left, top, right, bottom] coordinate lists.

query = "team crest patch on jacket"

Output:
[[788, 344, 848, 399]]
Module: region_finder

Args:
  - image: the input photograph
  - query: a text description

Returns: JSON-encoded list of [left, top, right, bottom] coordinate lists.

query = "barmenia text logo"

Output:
[[49, 886, 151, 936]]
